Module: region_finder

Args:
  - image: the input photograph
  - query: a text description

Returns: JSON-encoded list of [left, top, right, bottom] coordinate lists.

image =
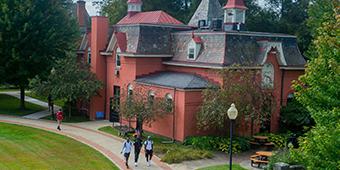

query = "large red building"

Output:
[[76, 0, 306, 141]]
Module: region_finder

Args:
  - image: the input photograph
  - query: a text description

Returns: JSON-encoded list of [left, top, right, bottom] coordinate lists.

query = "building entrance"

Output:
[[110, 86, 120, 122]]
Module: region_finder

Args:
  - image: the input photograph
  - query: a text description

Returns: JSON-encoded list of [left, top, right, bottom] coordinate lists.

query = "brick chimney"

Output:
[[127, 0, 142, 17], [89, 16, 109, 120], [76, 0, 86, 27]]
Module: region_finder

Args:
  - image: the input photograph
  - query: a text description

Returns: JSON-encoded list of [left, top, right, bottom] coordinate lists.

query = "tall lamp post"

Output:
[[227, 103, 238, 170]]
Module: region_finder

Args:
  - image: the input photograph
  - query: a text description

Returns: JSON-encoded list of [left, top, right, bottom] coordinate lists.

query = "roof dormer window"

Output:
[[188, 48, 195, 60], [187, 34, 203, 60]]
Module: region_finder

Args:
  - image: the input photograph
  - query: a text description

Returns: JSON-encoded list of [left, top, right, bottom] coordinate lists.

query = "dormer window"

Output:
[[188, 48, 195, 60], [187, 34, 203, 60]]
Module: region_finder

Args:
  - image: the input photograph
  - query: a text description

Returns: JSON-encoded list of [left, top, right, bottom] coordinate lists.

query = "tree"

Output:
[[263, 0, 312, 54], [291, 3, 340, 169], [306, 0, 335, 59], [197, 68, 275, 136], [280, 99, 313, 133], [93, 0, 127, 24], [120, 86, 171, 131], [30, 53, 103, 118], [95, 0, 194, 24], [0, 0, 79, 109]]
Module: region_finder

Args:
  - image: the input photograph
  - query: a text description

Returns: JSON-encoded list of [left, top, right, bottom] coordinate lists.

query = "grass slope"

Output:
[[0, 94, 45, 116], [197, 164, 246, 170], [0, 122, 118, 170]]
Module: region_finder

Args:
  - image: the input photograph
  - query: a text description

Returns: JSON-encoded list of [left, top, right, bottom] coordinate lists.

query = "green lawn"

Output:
[[42, 114, 90, 123], [26, 92, 65, 107], [197, 164, 246, 170], [0, 85, 18, 92], [98, 126, 213, 164], [0, 94, 46, 116], [0, 122, 118, 170], [0, 88, 18, 92]]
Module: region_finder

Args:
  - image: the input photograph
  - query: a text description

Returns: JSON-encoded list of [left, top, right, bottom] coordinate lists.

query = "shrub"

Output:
[[161, 147, 213, 164], [256, 133, 290, 148], [268, 149, 298, 170], [280, 99, 313, 133], [184, 136, 250, 153]]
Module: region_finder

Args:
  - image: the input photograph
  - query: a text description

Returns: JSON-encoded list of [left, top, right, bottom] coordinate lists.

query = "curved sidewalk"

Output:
[[0, 115, 171, 170]]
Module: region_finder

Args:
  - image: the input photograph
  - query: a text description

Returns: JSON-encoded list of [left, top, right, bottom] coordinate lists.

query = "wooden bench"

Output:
[[250, 158, 269, 168], [249, 141, 261, 145], [264, 142, 275, 146]]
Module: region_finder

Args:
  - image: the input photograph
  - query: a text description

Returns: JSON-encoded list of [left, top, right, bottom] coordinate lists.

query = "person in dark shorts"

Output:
[[133, 135, 142, 167], [121, 138, 133, 169], [144, 136, 153, 167]]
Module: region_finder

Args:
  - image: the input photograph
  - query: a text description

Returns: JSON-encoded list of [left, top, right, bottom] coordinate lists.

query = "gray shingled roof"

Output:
[[170, 30, 306, 67], [115, 25, 190, 54], [188, 0, 224, 27], [135, 72, 212, 89]]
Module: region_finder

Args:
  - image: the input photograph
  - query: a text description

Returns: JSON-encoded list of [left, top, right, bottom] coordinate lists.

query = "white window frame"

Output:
[[188, 47, 195, 60], [127, 84, 133, 97], [116, 48, 121, 68], [165, 93, 173, 112], [187, 40, 201, 60], [87, 47, 91, 64]]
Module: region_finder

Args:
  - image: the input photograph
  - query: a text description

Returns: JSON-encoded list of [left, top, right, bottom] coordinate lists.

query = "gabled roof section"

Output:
[[135, 72, 212, 89], [116, 32, 127, 52], [78, 33, 88, 52], [117, 10, 184, 25], [105, 32, 127, 53], [188, 0, 224, 27], [192, 35, 203, 44], [223, 0, 247, 9]]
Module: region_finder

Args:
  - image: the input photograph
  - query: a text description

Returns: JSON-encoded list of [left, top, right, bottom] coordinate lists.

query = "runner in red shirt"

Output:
[[56, 109, 63, 131]]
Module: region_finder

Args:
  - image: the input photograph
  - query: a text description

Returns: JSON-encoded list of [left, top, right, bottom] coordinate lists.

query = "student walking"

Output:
[[121, 138, 133, 169], [56, 109, 63, 131], [133, 135, 143, 167], [144, 136, 154, 167]]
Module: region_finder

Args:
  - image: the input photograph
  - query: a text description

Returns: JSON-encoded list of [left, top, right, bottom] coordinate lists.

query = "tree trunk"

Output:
[[251, 117, 254, 136], [20, 86, 25, 110], [68, 102, 72, 119]]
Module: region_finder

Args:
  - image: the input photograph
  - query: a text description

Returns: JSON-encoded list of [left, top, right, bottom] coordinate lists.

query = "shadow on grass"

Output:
[[0, 94, 46, 116]]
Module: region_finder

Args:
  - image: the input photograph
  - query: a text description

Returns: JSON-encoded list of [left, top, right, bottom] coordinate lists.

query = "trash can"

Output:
[[96, 111, 104, 119], [274, 162, 290, 170]]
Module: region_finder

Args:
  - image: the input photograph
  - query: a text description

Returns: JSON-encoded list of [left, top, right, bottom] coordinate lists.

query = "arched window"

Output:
[[148, 91, 155, 106], [165, 93, 173, 112], [127, 84, 133, 97], [262, 63, 274, 88]]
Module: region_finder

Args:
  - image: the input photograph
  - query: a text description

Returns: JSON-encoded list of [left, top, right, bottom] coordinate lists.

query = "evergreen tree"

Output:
[[0, 0, 79, 109]]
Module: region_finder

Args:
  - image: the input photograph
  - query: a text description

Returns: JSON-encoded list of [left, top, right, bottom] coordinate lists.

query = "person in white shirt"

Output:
[[144, 136, 154, 167], [121, 138, 133, 169]]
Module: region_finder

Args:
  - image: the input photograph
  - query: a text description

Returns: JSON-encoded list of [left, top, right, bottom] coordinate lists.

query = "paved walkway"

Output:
[[0, 91, 58, 119], [0, 91, 258, 170]]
